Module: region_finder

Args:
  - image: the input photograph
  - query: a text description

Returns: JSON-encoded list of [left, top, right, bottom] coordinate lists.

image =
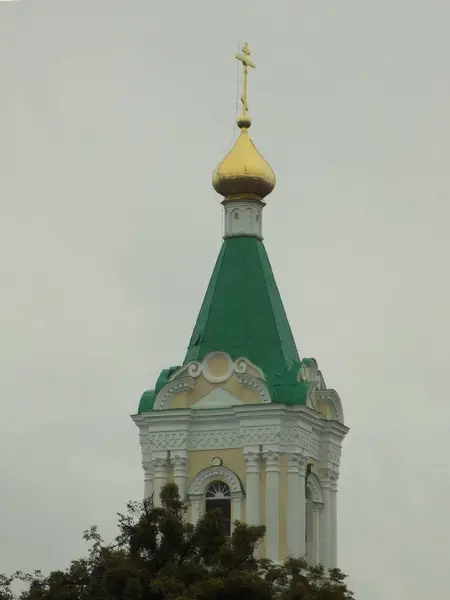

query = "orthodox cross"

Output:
[[235, 43, 256, 117]]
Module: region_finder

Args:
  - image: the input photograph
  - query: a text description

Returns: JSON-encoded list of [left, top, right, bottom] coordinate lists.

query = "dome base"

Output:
[[222, 199, 264, 240]]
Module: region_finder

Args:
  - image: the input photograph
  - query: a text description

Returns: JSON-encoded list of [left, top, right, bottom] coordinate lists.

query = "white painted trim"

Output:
[[223, 199, 264, 240], [315, 389, 345, 424], [306, 472, 324, 505], [188, 465, 244, 498]]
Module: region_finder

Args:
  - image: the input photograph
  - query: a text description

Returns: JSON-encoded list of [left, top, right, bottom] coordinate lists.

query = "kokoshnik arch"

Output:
[[131, 43, 349, 568]]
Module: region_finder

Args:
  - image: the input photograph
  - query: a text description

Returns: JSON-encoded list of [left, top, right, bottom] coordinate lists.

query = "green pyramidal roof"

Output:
[[183, 236, 308, 404], [137, 236, 312, 412]]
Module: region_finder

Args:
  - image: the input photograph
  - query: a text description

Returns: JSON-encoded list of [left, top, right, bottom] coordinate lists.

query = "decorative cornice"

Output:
[[150, 430, 188, 450], [188, 429, 241, 450]]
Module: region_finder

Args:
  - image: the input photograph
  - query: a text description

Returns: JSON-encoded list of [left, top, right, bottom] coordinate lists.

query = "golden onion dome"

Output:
[[212, 117, 276, 202], [212, 43, 275, 202]]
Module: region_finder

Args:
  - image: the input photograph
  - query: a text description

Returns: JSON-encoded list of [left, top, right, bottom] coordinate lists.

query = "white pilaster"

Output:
[[243, 450, 261, 526], [286, 453, 306, 558], [312, 503, 322, 565], [319, 474, 332, 570], [189, 497, 201, 525], [231, 495, 242, 527], [329, 473, 339, 568], [171, 453, 188, 500], [263, 450, 280, 563], [152, 454, 169, 508], [142, 461, 153, 500]]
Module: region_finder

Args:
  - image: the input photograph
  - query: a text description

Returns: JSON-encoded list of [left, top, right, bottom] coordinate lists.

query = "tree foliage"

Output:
[[1, 483, 354, 600]]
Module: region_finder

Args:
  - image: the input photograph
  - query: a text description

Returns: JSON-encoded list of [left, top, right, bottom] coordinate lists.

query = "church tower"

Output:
[[132, 44, 348, 569]]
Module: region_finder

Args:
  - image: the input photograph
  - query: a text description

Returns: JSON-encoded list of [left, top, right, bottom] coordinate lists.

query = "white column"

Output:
[[152, 455, 169, 508], [189, 496, 201, 525], [329, 474, 339, 568], [231, 494, 242, 525], [319, 480, 332, 571], [286, 453, 306, 558], [312, 503, 322, 565], [263, 450, 280, 563], [243, 450, 261, 526], [142, 461, 153, 500], [171, 454, 188, 500], [306, 496, 313, 563]]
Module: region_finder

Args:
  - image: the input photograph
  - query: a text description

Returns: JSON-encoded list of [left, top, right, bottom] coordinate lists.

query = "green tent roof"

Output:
[[183, 236, 308, 405], [138, 236, 312, 412]]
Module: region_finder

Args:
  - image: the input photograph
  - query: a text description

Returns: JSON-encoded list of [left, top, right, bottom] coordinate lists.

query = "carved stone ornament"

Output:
[[315, 389, 345, 424], [188, 429, 241, 450], [171, 454, 189, 471], [286, 453, 309, 474], [150, 430, 188, 450], [150, 456, 169, 475], [243, 450, 261, 473], [188, 465, 244, 497], [306, 472, 324, 504], [319, 466, 339, 486], [237, 375, 271, 403], [263, 450, 280, 471], [153, 377, 196, 410]]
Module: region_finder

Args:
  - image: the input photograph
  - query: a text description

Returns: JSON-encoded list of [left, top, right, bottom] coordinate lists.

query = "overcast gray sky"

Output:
[[1, 0, 449, 597]]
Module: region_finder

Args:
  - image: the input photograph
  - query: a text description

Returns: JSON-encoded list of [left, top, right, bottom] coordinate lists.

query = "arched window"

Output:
[[205, 481, 231, 535]]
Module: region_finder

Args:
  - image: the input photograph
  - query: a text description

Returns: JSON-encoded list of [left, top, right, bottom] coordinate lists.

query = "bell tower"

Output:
[[132, 44, 348, 569]]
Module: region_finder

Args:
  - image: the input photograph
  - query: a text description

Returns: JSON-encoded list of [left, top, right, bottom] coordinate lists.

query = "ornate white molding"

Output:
[[263, 450, 281, 472], [298, 359, 325, 389], [142, 461, 153, 479], [237, 375, 271, 403], [280, 425, 311, 450], [241, 425, 281, 445], [306, 472, 324, 504], [171, 454, 188, 473], [243, 450, 261, 474], [188, 429, 241, 450], [153, 353, 269, 410], [315, 389, 345, 424], [188, 466, 244, 497], [151, 430, 188, 450], [150, 456, 169, 475], [287, 452, 309, 475], [153, 377, 196, 410], [319, 466, 340, 489], [223, 199, 264, 240]]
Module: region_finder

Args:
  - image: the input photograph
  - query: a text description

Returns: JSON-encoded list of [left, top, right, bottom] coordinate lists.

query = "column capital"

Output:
[[151, 456, 169, 475], [142, 460, 153, 477], [262, 450, 281, 472], [243, 450, 261, 473], [170, 454, 188, 471], [319, 466, 339, 489], [287, 452, 309, 474], [312, 502, 323, 513]]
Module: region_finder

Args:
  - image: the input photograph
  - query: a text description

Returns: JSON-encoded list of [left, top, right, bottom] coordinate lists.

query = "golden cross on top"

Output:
[[236, 43, 255, 117]]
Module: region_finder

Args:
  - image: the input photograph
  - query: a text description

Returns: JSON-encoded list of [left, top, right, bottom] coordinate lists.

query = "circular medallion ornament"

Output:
[[211, 456, 222, 467]]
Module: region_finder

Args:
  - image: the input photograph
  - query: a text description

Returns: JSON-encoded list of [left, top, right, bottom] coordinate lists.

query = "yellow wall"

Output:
[[187, 448, 247, 523], [168, 373, 262, 409], [187, 447, 296, 561]]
